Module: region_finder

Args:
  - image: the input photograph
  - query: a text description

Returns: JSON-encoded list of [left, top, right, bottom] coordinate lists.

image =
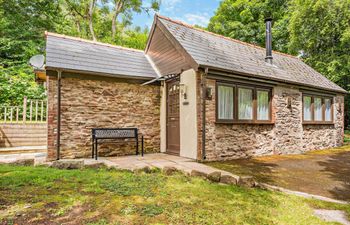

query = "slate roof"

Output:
[[45, 32, 158, 79], [157, 15, 347, 93]]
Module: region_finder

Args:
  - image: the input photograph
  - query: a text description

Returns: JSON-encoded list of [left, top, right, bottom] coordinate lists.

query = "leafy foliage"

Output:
[[209, 0, 350, 127], [208, 0, 290, 52], [0, 0, 63, 105]]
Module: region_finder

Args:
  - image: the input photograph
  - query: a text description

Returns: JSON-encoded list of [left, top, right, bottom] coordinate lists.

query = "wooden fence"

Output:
[[0, 97, 47, 124], [0, 123, 47, 147]]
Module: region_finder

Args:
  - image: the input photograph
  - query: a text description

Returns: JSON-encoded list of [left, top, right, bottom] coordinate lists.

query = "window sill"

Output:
[[215, 121, 275, 125], [302, 122, 334, 125]]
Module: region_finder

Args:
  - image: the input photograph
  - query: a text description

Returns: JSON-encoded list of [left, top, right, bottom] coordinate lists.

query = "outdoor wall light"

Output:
[[206, 87, 213, 100]]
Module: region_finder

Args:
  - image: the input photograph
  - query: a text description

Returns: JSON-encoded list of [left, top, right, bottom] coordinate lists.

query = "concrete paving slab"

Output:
[[314, 209, 350, 225]]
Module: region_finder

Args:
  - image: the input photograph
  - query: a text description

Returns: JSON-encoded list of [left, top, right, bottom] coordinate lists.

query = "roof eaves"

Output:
[[201, 65, 348, 94], [145, 54, 162, 78], [45, 66, 156, 80], [144, 14, 158, 54]]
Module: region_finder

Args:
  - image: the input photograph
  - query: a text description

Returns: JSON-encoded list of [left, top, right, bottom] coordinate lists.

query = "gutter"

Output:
[[201, 68, 208, 160], [56, 70, 62, 160]]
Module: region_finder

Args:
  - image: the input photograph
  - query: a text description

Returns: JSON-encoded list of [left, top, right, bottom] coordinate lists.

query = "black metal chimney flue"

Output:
[[265, 18, 273, 64]]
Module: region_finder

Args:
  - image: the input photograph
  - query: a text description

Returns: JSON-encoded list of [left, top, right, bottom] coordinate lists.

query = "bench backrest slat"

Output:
[[92, 128, 137, 139]]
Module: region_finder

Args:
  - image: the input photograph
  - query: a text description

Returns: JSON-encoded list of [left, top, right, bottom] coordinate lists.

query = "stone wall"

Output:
[[47, 74, 160, 160], [204, 79, 344, 161]]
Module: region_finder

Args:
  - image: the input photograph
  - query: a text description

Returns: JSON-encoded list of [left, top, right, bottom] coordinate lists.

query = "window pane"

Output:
[[303, 96, 312, 121], [218, 85, 233, 120], [314, 97, 322, 121], [238, 88, 253, 120], [325, 98, 332, 121], [257, 90, 269, 120]]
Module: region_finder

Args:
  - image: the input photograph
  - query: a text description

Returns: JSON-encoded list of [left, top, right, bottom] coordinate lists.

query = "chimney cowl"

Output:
[[265, 18, 273, 64]]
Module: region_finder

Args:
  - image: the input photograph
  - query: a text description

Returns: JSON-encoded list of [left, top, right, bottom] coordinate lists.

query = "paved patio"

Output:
[[87, 153, 238, 178], [0, 152, 46, 164]]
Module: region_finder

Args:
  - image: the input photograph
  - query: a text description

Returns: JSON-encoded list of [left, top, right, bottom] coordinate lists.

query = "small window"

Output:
[[217, 85, 234, 120], [303, 96, 312, 121], [257, 90, 270, 120], [238, 88, 253, 120], [302, 94, 333, 124]]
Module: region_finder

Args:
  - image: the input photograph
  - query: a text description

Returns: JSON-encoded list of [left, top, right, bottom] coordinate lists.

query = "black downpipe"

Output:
[[56, 70, 62, 160], [201, 68, 208, 160], [265, 18, 273, 64]]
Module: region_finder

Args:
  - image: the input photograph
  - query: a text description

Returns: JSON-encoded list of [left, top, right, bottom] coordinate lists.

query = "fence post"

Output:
[[35, 100, 38, 122], [10, 107, 13, 123], [23, 96, 27, 123], [41, 101, 44, 122], [30, 100, 32, 122], [16, 107, 19, 123]]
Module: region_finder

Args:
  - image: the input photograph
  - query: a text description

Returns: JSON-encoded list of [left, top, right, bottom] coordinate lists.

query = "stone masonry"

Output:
[[204, 79, 344, 161], [47, 74, 160, 160]]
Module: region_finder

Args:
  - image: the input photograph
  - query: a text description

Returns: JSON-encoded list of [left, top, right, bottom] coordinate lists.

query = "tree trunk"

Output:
[[112, 0, 124, 39], [88, 0, 96, 41]]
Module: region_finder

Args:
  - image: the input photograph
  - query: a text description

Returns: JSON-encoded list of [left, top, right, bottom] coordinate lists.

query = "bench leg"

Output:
[[136, 137, 139, 155], [95, 139, 98, 160], [141, 135, 144, 157], [92, 138, 94, 158]]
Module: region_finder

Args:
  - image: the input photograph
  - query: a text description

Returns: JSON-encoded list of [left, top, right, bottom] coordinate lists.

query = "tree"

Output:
[[208, 0, 290, 52], [288, 0, 350, 128], [110, 0, 159, 39], [0, 0, 66, 105]]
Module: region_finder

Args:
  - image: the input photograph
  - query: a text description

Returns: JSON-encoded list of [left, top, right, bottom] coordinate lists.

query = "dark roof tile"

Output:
[[158, 16, 346, 93], [45, 32, 158, 79]]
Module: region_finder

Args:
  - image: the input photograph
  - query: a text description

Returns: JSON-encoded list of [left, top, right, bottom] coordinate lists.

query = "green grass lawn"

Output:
[[0, 165, 349, 225]]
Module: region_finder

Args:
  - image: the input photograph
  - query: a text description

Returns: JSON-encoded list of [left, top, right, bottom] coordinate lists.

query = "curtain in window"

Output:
[[218, 86, 233, 120], [238, 88, 253, 120], [325, 98, 332, 121], [314, 97, 322, 121], [257, 91, 269, 120], [303, 96, 312, 121]]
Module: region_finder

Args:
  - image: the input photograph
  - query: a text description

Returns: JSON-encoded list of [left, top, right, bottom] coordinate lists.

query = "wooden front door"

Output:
[[166, 78, 180, 155]]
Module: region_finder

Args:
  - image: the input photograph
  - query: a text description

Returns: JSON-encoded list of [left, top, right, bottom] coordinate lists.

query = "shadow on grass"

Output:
[[207, 159, 278, 184], [317, 150, 350, 201]]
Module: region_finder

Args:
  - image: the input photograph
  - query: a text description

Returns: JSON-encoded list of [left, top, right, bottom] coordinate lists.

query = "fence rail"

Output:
[[0, 97, 47, 124]]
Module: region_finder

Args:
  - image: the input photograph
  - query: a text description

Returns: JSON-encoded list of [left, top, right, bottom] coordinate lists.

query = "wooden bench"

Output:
[[91, 128, 144, 160]]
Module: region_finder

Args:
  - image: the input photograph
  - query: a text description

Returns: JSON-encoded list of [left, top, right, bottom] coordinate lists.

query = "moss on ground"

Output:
[[0, 165, 349, 224]]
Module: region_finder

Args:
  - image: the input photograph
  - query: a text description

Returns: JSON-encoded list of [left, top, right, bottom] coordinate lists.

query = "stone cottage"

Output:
[[39, 15, 347, 161]]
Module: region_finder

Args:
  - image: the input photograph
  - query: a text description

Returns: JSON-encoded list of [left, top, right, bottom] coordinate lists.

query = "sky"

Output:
[[131, 0, 221, 29]]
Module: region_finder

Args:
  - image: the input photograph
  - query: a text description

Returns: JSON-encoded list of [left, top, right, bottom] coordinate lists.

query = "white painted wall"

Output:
[[179, 69, 198, 159]]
